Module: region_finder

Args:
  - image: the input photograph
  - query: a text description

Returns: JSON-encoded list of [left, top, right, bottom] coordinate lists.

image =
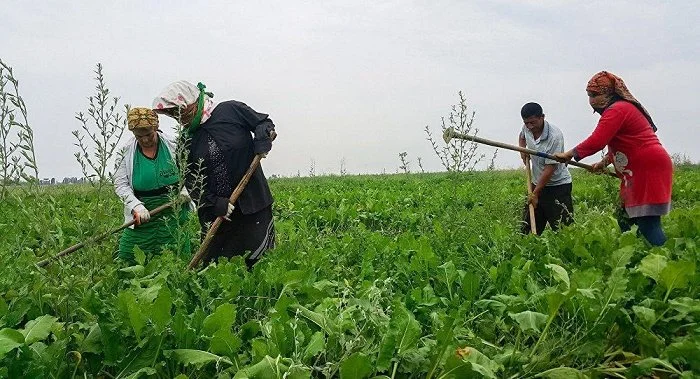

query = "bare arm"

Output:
[[519, 132, 527, 164]]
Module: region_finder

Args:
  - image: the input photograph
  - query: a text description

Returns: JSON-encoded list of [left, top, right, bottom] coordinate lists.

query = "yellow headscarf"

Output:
[[127, 107, 159, 131]]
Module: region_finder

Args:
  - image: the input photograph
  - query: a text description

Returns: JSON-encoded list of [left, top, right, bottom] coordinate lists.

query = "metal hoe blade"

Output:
[[442, 127, 454, 144]]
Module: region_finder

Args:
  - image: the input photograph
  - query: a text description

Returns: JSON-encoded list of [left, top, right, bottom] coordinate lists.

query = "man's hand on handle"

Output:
[[521, 152, 529, 165], [527, 192, 539, 209]]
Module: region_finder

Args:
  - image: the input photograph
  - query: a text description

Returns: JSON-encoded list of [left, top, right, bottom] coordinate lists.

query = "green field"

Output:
[[0, 167, 698, 378]]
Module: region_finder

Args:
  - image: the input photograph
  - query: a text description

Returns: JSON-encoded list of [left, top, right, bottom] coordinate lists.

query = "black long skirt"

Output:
[[202, 205, 275, 267]]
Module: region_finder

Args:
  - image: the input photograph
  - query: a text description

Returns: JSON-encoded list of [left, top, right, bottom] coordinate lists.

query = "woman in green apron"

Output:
[[114, 108, 191, 264]]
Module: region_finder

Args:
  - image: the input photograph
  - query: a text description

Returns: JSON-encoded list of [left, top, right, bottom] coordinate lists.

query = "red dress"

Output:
[[574, 101, 672, 218]]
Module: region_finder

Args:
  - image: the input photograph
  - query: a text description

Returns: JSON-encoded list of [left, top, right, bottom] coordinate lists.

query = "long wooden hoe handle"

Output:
[[443, 127, 617, 178], [187, 154, 264, 269], [36, 201, 177, 268], [524, 157, 537, 234]]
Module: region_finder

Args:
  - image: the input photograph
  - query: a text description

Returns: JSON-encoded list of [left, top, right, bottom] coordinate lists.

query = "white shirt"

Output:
[[520, 121, 572, 186]]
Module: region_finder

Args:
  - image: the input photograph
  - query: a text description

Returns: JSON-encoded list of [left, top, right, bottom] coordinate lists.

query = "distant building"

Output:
[[60, 176, 88, 184]]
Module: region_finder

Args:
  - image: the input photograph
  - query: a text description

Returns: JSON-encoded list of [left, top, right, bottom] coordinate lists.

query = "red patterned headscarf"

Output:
[[586, 71, 656, 131]]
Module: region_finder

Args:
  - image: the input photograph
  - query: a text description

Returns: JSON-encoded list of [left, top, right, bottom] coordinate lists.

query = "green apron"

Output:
[[118, 139, 190, 263]]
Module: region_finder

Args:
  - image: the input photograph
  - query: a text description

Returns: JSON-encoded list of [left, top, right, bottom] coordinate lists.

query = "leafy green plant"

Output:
[[398, 152, 410, 174], [0, 162, 698, 377], [425, 91, 485, 172], [0, 59, 39, 197], [73, 63, 128, 210]]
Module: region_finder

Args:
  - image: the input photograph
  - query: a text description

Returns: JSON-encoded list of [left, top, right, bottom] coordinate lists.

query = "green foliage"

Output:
[[0, 59, 39, 197], [0, 328, 24, 357], [425, 91, 486, 172], [0, 168, 698, 377], [72, 63, 128, 212], [340, 352, 373, 379]]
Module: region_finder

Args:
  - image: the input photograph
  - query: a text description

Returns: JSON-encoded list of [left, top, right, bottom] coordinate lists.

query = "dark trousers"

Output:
[[617, 209, 667, 246], [202, 205, 276, 268], [521, 183, 574, 235]]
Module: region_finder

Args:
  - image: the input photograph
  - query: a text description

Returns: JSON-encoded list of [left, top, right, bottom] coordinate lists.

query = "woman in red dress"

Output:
[[555, 71, 673, 246]]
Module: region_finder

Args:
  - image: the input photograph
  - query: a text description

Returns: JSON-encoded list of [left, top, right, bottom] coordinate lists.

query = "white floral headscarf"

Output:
[[152, 80, 216, 125]]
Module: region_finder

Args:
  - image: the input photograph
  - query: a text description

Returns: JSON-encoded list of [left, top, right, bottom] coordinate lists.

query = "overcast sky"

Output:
[[3, 0, 699, 178]]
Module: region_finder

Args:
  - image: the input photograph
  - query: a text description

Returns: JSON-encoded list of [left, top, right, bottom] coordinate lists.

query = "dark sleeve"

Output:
[[184, 150, 231, 217], [233, 101, 276, 153]]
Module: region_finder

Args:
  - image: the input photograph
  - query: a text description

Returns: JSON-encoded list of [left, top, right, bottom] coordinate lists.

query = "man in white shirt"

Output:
[[519, 102, 574, 234]]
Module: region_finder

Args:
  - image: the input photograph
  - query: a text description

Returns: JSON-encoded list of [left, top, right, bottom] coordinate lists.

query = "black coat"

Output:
[[185, 100, 274, 224]]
